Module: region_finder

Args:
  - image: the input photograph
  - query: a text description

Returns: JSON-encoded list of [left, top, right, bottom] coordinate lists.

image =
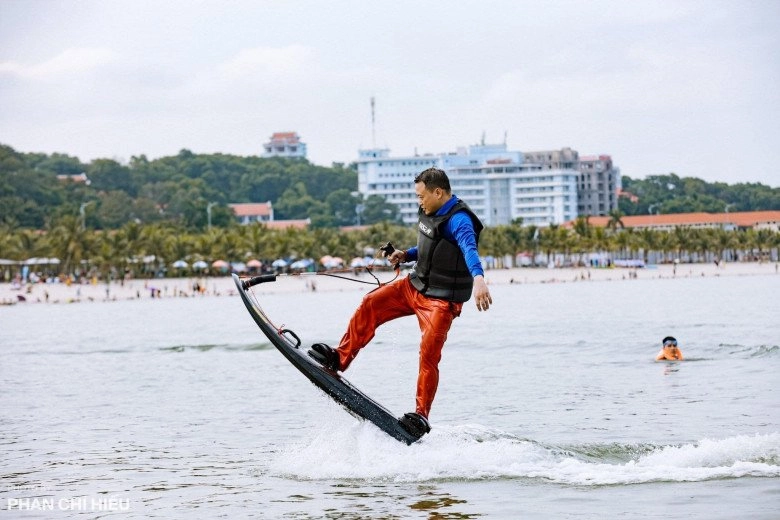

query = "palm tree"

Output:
[[637, 228, 659, 264], [92, 230, 129, 281], [538, 225, 558, 266], [4, 228, 46, 261], [672, 226, 693, 261], [752, 229, 774, 262], [572, 215, 592, 239], [734, 230, 754, 261], [537, 225, 571, 266], [606, 209, 625, 232], [47, 215, 94, 275], [711, 228, 735, 262], [688, 229, 709, 262], [656, 232, 676, 263], [282, 227, 317, 259], [613, 228, 637, 260], [139, 224, 171, 276], [194, 228, 227, 262], [239, 223, 272, 261], [569, 217, 592, 266], [591, 227, 610, 259], [220, 226, 245, 261], [165, 231, 195, 267], [361, 222, 415, 257], [480, 226, 509, 259]]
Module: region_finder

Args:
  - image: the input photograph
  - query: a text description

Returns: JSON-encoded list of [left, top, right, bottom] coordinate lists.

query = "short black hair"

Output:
[[414, 167, 451, 193], [662, 336, 677, 345]]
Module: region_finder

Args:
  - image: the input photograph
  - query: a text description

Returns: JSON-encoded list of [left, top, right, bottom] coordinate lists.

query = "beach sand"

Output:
[[2, 261, 778, 306]]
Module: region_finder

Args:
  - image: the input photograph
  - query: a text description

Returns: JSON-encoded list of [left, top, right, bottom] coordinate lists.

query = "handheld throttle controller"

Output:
[[379, 242, 400, 270]]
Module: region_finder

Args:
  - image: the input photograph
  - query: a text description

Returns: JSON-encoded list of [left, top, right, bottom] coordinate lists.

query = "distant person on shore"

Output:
[[656, 336, 684, 361]]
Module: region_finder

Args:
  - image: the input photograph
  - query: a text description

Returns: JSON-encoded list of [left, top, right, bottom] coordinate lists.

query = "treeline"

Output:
[[619, 173, 780, 215], [2, 144, 778, 233], [0, 144, 399, 230], [2, 218, 777, 279], [1, 219, 418, 277]]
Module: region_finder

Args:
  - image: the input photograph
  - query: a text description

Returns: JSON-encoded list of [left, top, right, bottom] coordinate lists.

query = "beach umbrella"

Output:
[[322, 256, 343, 269], [0, 259, 18, 265], [231, 261, 247, 273], [271, 258, 288, 268], [350, 257, 366, 268], [192, 260, 208, 270], [290, 259, 313, 270], [247, 259, 262, 268], [212, 259, 229, 269], [172, 260, 188, 268]]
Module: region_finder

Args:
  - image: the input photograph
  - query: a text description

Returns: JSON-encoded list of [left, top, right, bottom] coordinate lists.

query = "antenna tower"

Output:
[[371, 97, 376, 147]]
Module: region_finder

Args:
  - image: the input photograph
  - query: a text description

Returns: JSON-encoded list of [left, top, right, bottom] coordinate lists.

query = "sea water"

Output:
[[1, 273, 778, 518]]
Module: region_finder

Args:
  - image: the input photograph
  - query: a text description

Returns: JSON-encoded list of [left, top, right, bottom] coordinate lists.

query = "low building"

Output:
[[229, 202, 310, 229], [262, 132, 307, 159], [229, 202, 273, 225], [578, 211, 780, 232], [56, 172, 91, 185], [263, 219, 310, 230]]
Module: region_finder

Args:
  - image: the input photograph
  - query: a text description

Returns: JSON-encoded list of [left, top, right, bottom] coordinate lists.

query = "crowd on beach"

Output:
[[1, 261, 777, 307], [0, 274, 232, 306]]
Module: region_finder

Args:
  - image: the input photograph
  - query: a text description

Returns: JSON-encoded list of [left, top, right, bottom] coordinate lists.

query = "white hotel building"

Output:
[[357, 143, 579, 227]]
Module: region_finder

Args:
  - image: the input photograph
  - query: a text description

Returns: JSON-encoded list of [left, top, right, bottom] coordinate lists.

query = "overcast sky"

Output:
[[1, 0, 778, 185]]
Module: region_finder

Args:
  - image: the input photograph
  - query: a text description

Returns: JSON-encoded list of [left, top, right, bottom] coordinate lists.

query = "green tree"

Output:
[[606, 209, 625, 231], [275, 182, 326, 220], [325, 189, 360, 226], [361, 195, 401, 225], [47, 215, 94, 274]]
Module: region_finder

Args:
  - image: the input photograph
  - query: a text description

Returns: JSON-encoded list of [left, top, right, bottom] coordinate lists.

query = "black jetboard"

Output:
[[232, 273, 423, 445]]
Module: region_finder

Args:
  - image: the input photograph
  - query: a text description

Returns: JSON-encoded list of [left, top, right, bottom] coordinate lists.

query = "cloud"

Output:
[[0, 47, 116, 80], [218, 45, 314, 81]]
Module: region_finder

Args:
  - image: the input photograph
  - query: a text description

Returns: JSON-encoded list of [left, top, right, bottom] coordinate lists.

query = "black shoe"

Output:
[[308, 343, 340, 371], [399, 412, 431, 438]]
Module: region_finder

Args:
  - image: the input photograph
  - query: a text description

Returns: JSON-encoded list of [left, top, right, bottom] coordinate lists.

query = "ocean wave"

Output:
[[717, 343, 779, 357], [749, 345, 779, 357], [159, 343, 273, 353], [269, 425, 780, 486]]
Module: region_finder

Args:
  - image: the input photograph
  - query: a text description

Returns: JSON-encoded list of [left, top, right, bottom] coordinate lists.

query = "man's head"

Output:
[[414, 168, 452, 215], [662, 336, 678, 348]]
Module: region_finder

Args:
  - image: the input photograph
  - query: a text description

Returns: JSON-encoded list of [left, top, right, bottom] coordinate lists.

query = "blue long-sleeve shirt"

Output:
[[405, 196, 484, 278]]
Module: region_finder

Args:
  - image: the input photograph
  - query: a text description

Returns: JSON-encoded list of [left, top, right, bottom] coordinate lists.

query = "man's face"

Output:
[[415, 182, 444, 216]]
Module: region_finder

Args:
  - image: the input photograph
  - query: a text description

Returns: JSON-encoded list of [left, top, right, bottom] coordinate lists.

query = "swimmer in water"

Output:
[[656, 336, 684, 361]]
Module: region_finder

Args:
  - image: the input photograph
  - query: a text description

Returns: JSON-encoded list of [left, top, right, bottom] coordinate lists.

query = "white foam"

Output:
[[268, 421, 780, 486]]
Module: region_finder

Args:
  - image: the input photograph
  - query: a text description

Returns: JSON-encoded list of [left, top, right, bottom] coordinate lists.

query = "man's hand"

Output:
[[387, 249, 407, 266], [473, 275, 492, 311]]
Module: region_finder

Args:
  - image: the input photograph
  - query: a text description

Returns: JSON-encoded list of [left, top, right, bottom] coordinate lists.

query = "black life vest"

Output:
[[409, 199, 483, 302]]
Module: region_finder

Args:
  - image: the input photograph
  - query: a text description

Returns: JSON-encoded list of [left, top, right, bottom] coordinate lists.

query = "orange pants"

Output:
[[336, 276, 462, 418]]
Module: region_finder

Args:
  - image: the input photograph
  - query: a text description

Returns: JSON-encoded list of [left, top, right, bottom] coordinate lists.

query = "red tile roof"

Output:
[[269, 132, 300, 143], [577, 211, 780, 229], [229, 203, 271, 217], [263, 219, 310, 230]]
